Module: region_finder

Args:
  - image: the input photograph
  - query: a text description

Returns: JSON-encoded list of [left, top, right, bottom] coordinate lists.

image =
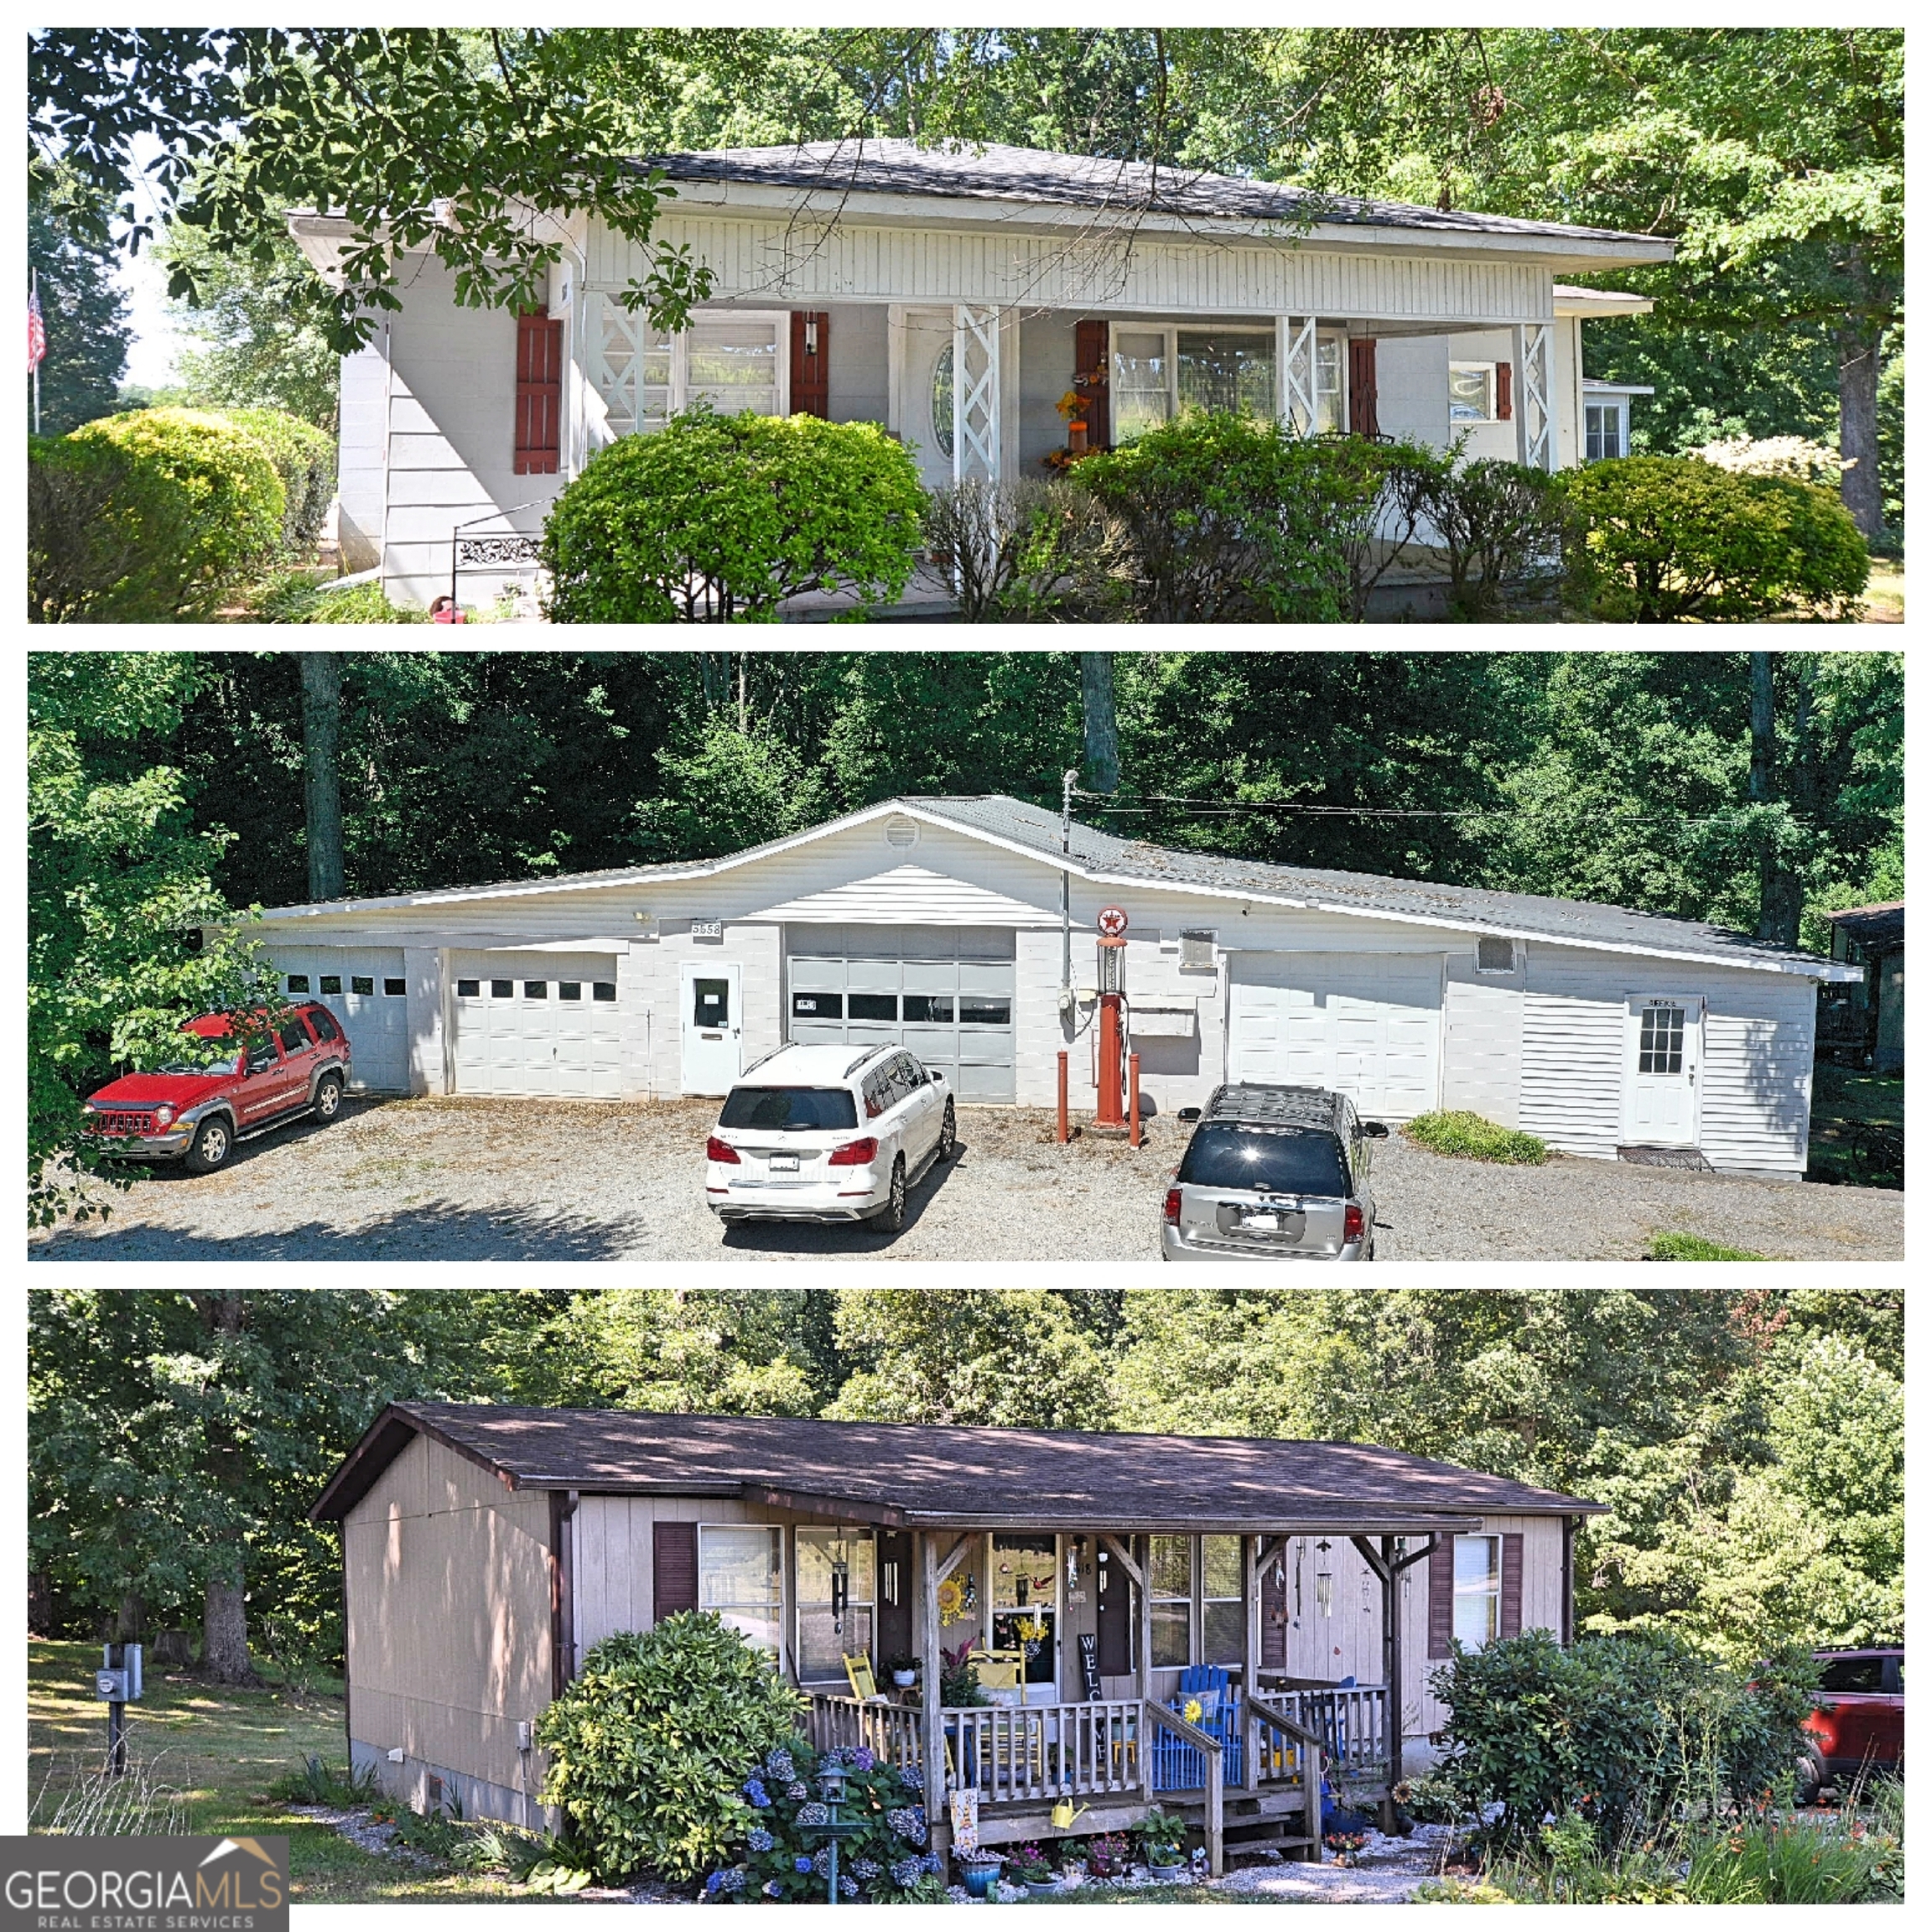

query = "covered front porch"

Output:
[[787, 1523, 1459, 1874]]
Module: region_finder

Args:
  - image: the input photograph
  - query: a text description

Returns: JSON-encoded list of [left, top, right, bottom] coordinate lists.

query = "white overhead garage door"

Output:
[[1227, 951, 1444, 1121], [450, 952, 624, 1098], [271, 947, 411, 1093], [787, 924, 1016, 1103]]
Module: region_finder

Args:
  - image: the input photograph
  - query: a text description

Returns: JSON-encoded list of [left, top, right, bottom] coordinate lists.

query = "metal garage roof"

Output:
[[314, 1401, 1602, 1530], [254, 793, 1854, 980]]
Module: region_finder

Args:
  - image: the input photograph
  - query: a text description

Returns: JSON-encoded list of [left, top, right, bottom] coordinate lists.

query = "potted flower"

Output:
[[885, 1654, 919, 1690], [1324, 1831, 1369, 1868], [1137, 1809, 1188, 1882], [1086, 1832, 1130, 1881], [1055, 388, 1089, 453], [1010, 1844, 1057, 1897], [956, 1849, 1005, 1899]]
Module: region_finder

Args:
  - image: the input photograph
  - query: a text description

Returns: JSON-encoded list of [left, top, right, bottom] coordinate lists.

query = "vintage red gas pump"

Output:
[[1095, 906, 1129, 1130]]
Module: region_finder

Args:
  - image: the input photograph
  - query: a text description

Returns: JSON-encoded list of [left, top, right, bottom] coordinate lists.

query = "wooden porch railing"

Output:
[[804, 1693, 922, 1776], [940, 1698, 1151, 1806], [1255, 1684, 1389, 1789]]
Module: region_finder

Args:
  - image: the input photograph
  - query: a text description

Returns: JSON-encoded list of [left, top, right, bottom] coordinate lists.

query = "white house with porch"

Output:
[[287, 138, 1671, 609]]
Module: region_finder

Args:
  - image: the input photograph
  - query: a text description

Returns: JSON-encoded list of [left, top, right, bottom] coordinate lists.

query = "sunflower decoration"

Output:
[[937, 1577, 969, 1627], [1183, 1697, 1204, 1725]]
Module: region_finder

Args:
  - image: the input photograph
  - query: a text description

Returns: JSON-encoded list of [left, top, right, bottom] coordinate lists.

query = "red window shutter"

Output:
[[1499, 1533, 1524, 1639], [1427, 1537, 1456, 1659], [1348, 338, 1380, 439], [1073, 317, 1111, 449], [790, 311, 830, 418], [514, 309, 564, 475], [653, 1521, 699, 1621], [1495, 360, 1513, 422]]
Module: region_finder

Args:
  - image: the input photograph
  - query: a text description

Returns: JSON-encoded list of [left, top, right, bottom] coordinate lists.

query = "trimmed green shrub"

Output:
[[1646, 1231, 1766, 1261], [1066, 410, 1384, 621], [1429, 1629, 1820, 1850], [1403, 1110, 1548, 1165], [1413, 456, 1571, 621], [535, 1613, 804, 1883], [42, 408, 285, 621], [1561, 456, 1869, 621], [224, 408, 336, 553], [707, 1737, 940, 1902], [542, 411, 926, 622], [28, 434, 144, 623]]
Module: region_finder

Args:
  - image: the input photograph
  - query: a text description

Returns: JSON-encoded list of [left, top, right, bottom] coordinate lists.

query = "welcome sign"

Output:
[[2, 1837, 288, 1932]]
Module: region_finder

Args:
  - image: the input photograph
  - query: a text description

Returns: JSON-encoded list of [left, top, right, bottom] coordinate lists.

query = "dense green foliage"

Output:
[[1562, 458, 1869, 622], [543, 413, 927, 623], [1426, 1629, 1817, 1846], [28, 190, 130, 433], [1066, 412, 1381, 621], [44, 408, 285, 621], [30, 1288, 1903, 1687], [222, 408, 337, 553], [26, 658, 272, 1224], [535, 1618, 805, 1883], [1415, 458, 1571, 621], [714, 1737, 941, 1901], [1402, 1112, 1547, 1165]]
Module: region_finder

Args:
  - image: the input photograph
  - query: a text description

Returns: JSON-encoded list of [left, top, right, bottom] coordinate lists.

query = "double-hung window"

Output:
[[1201, 1535, 1245, 1665], [1452, 1535, 1502, 1648], [699, 1524, 783, 1655], [595, 309, 789, 439], [1149, 1534, 1193, 1667], [796, 1528, 875, 1682], [1585, 399, 1627, 460]]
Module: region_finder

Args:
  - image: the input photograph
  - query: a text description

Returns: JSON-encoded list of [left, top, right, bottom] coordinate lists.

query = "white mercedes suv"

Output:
[[705, 1043, 957, 1232]]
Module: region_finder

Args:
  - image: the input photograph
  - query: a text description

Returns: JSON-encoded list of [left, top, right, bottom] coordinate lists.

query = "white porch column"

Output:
[[1513, 322, 1555, 470], [953, 304, 1000, 486], [1275, 314, 1317, 437]]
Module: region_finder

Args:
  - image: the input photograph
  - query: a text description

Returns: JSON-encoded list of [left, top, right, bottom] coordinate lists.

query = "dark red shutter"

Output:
[[653, 1521, 699, 1621], [1096, 1545, 1131, 1676], [1427, 1538, 1456, 1659], [514, 309, 564, 475], [1495, 361, 1513, 422], [1073, 318, 1111, 449], [1348, 338, 1380, 439], [1499, 1534, 1524, 1639], [790, 312, 830, 418], [1259, 1547, 1288, 1671]]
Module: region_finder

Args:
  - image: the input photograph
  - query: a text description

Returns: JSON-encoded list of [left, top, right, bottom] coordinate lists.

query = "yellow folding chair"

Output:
[[843, 1652, 882, 1701]]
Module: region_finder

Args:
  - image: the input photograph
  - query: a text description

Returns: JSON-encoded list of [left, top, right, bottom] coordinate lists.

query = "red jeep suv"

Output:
[[81, 1004, 352, 1174], [1797, 1647, 1903, 1802]]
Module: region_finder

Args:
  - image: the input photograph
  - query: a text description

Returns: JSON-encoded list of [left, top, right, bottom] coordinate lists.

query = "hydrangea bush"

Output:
[[703, 1738, 943, 1903]]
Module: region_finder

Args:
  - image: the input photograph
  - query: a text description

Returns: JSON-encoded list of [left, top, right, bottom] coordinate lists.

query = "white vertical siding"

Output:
[[1697, 972, 1816, 1176], [1441, 951, 1525, 1126]]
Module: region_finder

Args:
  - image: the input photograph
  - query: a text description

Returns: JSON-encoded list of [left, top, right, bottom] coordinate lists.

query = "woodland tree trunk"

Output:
[[1836, 321, 1884, 542], [1748, 652, 1801, 947], [201, 1571, 257, 1685], [113, 1592, 144, 1642], [28, 1571, 53, 1636], [1081, 653, 1120, 794], [299, 653, 345, 900]]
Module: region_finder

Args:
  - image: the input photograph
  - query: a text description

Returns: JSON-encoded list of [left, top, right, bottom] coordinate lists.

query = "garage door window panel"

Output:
[[287, 975, 310, 994], [384, 978, 405, 996], [319, 974, 342, 995], [593, 982, 616, 1002], [458, 979, 480, 998], [792, 992, 844, 1020], [352, 975, 375, 995], [849, 993, 898, 1021]]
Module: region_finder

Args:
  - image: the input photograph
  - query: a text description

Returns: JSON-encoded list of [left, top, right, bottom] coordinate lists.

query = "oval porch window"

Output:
[[932, 343, 955, 458]]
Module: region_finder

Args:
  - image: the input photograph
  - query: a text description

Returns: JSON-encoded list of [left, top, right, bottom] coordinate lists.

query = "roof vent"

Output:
[[884, 814, 920, 850]]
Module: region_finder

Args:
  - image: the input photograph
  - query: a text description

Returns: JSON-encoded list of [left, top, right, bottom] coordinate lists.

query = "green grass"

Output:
[[1806, 1062, 1904, 1189], [27, 1639, 532, 1903], [1645, 1232, 1768, 1261], [246, 568, 427, 623], [1403, 1110, 1549, 1165]]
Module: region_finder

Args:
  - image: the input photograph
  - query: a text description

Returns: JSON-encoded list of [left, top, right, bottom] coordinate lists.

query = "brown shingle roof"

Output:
[[313, 1402, 1602, 1531]]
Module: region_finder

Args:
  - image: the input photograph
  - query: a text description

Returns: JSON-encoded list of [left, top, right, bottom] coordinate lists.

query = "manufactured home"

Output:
[[312, 1402, 1603, 1867], [285, 138, 1672, 607], [247, 794, 1857, 1179]]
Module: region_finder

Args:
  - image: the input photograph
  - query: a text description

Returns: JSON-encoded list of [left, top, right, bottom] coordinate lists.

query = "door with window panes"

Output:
[[989, 1535, 1059, 1701], [1622, 995, 1702, 1145]]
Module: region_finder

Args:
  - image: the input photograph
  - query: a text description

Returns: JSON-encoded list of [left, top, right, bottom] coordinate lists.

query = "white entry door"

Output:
[[1227, 952, 1444, 1120], [680, 961, 743, 1095], [895, 308, 959, 491], [1621, 995, 1703, 1145]]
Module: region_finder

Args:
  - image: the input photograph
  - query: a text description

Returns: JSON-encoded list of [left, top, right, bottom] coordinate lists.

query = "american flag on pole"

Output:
[[29, 284, 47, 374]]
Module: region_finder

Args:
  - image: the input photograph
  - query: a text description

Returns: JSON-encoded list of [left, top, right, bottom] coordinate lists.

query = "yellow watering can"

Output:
[[1051, 1800, 1091, 1831]]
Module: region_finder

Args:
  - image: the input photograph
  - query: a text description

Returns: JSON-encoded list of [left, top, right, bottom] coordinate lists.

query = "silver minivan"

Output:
[[1159, 1083, 1386, 1262]]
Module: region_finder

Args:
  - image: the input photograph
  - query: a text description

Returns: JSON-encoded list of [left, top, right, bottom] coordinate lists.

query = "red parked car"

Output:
[[1796, 1647, 1903, 1803], [80, 1004, 352, 1175]]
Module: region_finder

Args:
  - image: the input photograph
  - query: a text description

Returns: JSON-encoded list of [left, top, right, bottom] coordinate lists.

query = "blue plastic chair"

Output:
[[1153, 1665, 1244, 1790]]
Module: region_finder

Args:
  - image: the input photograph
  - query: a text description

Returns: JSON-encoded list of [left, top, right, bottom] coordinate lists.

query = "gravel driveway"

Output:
[[29, 1097, 1903, 1264]]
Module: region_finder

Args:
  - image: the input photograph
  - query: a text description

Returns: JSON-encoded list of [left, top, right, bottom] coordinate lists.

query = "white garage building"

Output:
[[247, 795, 1857, 1180]]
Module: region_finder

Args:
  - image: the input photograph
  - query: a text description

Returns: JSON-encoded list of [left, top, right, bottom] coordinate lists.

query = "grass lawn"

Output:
[[1807, 1061, 1904, 1188], [26, 1639, 532, 1903], [1863, 560, 1903, 622]]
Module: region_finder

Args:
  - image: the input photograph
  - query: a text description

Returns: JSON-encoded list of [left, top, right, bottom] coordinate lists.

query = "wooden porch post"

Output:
[[1381, 1535, 1402, 1831], [1240, 1535, 1257, 1793], [919, 1530, 947, 1851]]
